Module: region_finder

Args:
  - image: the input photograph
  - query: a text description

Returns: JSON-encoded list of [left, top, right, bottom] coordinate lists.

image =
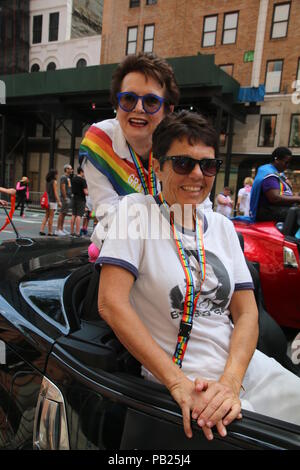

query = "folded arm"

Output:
[[265, 188, 300, 206]]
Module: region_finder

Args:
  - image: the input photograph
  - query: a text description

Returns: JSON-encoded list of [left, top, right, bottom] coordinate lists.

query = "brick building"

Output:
[[101, 0, 300, 198], [0, 0, 30, 75]]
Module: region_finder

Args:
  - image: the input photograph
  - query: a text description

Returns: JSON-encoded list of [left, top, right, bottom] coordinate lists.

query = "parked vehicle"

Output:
[[234, 206, 300, 330], [0, 232, 299, 450]]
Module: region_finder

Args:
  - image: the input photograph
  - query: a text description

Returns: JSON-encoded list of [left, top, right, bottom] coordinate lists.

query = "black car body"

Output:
[[0, 236, 300, 450]]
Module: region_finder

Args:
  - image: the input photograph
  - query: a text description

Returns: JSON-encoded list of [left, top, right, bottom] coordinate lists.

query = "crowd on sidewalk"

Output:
[[38, 164, 96, 238]]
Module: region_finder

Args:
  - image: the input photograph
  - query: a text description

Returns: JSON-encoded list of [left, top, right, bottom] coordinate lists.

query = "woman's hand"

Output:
[[191, 375, 242, 438], [168, 375, 210, 439]]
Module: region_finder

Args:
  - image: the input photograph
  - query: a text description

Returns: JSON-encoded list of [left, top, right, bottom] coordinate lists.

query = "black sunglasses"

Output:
[[117, 92, 166, 114], [159, 155, 223, 176]]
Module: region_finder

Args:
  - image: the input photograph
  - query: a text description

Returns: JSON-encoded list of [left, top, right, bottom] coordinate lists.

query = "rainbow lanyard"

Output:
[[128, 144, 157, 196], [158, 193, 206, 367]]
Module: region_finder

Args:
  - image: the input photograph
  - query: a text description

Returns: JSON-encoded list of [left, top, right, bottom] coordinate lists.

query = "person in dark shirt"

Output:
[[254, 147, 300, 222], [16, 176, 30, 217], [70, 166, 88, 236], [56, 164, 73, 236]]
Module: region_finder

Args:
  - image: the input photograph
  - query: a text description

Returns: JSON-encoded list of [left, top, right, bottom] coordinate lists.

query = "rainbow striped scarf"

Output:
[[79, 125, 157, 196]]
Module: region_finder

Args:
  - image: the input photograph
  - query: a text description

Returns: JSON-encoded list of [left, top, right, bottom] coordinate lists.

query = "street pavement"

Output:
[[0, 208, 92, 241]]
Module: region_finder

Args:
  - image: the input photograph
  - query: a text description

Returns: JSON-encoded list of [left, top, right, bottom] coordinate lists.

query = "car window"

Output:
[[20, 278, 68, 330]]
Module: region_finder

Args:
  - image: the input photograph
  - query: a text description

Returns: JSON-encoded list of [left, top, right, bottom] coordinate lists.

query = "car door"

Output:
[[0, 241, 88, 449]]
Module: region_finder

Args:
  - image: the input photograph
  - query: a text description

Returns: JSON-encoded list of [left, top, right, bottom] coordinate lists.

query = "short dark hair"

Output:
[[46, 169, 57, 182], [271, 146, 292, 161], [152, 110, 218, 158], [77, 166, 84, 174], [110, 52, 180, 112]]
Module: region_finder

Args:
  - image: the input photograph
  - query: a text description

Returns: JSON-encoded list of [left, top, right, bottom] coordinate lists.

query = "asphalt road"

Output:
[[0, 208, 92, 241]]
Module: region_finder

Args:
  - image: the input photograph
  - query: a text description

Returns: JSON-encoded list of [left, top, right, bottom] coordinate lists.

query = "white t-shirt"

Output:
[[238, 186, 251, 216], [98, 193, 253, 382], [215, 193, 233, 218], [81, 118, 213, 248]]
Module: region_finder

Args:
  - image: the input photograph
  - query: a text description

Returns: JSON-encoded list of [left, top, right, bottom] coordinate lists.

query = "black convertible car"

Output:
[[0, 234, 300, 450]]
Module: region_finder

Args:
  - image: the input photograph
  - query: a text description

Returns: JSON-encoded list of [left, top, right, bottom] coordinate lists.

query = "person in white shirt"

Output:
[[215, 187, 233, 218], [236, 177, 253, 216], [79, 52, 212, 259], [98, 111, 300, 442]]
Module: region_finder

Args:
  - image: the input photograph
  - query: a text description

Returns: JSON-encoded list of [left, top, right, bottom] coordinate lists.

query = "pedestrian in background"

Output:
[[40, 169, 61, 236], [236, 177, 253, 216], [80, 195, 93, 236], [56, 164, 73, 236], [215, 186, 233, 218], [70, 166, 88, 237], [16, 176, 30, 218]]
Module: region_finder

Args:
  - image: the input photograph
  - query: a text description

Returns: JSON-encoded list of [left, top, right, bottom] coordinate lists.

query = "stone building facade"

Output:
[[29, 0, 103, 72]]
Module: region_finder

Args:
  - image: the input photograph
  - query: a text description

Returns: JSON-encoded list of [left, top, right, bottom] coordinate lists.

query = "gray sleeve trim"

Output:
[[234, 282, 254, 291], [96, 256, 138, 279]]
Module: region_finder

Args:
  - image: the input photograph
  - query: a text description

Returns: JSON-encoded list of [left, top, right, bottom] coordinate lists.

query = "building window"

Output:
[[258, 115, 277, 147], [146, 0, 157, 4], [222, 12, 239, 45], [202, 15, 218, 47], [143, 24, 154, 52], [32, 15, 42, 44], [265, 60, 283, 93], [130, 0, 140, 7], [46, 62, 56, 71], [219, 64, 234, 76], [31, 63, 40, 72], [76, 58, 87, 68], [271, 2, 290, 39], [49, 12, 59, 42], [126, 26, 138, 55], [289, 115, 300, 147]]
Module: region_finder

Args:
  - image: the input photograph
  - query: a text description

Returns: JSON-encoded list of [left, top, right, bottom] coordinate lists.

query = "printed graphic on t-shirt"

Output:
[[169, 250, 231, 320]]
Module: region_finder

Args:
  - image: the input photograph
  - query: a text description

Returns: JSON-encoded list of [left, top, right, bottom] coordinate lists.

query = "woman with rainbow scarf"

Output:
[[79, 53, 212, 259], [98, 112, 300, 442]]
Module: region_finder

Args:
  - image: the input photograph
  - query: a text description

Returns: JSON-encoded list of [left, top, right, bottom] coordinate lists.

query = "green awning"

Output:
[[0, 54, 240, 100], [0, 54, 245, 122]]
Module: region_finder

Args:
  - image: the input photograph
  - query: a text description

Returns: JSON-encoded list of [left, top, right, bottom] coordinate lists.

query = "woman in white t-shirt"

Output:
[[236, 177, 253, 216], [98, 111, 300, 442], [215, 187, 233, 218]]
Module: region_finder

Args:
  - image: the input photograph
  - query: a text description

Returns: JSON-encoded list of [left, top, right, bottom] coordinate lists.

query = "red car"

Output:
[[234, 207, 300, 330]]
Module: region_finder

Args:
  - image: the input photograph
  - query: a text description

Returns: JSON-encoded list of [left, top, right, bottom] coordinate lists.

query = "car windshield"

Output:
[[20, 278, 68, 330]]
